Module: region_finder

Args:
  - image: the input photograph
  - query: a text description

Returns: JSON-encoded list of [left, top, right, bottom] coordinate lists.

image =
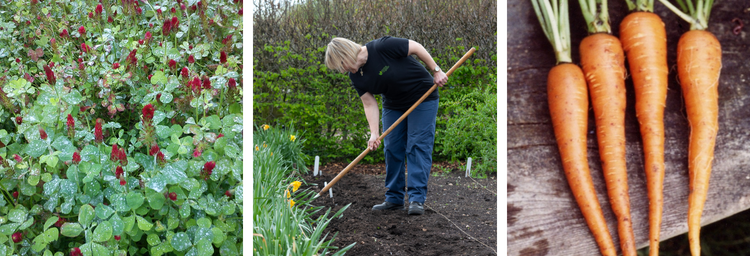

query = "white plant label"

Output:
[[314, 156, 320, 176]]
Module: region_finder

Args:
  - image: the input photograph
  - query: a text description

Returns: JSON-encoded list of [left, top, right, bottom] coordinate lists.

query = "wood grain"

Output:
[[507, 0, 750, 255]]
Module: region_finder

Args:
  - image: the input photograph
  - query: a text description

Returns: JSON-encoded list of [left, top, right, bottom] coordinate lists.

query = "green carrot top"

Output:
[[531, 0, 573, 64], [578, 0, 613, 34], [624, 0, 656, 12], [658, 0, 715, 30]]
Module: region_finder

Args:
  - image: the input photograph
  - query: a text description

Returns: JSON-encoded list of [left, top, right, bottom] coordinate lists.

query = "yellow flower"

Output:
[[263, 143, 267, 148], [285, 189, 290, 198], [271, 152, 273, 156], [290, 135, 296, 142], [291, 181, 301, 192], [255, 145, 259, 151], [289, 200, 295, 207], [263, 124, 270, 130]]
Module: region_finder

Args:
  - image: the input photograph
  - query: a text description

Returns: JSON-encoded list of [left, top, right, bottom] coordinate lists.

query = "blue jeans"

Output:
[[382, 99, 438, 205]]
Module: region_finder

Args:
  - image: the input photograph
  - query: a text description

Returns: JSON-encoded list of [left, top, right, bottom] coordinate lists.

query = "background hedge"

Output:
[[253, 0, 497, 175]]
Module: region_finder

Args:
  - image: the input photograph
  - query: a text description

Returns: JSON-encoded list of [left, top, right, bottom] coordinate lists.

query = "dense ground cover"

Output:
[[0, 0, 243, 255]]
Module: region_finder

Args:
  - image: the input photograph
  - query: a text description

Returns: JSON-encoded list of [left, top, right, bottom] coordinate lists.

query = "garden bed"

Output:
[[303, 162, 497, 255]]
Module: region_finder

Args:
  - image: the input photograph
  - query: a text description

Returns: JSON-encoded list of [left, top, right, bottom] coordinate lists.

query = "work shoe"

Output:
[[372, 201, 405, 211], [408, 202, 424, 215]]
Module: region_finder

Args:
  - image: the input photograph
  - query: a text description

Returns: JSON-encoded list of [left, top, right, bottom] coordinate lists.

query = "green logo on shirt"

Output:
[[379, 66, 389, 75]]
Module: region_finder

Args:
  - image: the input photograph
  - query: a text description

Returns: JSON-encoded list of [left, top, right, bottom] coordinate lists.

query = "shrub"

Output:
[[436, 85, 497, 177], [0, 1, 243, 255]]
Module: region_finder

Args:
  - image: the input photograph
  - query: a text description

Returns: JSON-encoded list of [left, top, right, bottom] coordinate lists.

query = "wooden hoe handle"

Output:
[[316, 47, 477, 198]]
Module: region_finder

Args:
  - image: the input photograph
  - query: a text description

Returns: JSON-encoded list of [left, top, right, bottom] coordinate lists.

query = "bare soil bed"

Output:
[[302, 162, 498, 255]]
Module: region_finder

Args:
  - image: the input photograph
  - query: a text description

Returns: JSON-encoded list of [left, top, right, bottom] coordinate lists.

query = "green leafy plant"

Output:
[[0, 0, 243, 255], [435, 85, 497, 177], [253, 125, 354, 255]]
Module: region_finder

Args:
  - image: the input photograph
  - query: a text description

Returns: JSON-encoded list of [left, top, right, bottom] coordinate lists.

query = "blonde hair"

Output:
[[325, 37, 362, 73]]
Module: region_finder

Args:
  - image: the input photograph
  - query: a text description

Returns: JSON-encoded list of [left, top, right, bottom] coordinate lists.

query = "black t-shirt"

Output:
[[349, 36, 438, 111]]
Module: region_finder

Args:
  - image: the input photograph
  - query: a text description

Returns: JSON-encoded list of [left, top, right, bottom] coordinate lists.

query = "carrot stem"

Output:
[[531, 0, 572, 63], [578, 0, 612, 33]]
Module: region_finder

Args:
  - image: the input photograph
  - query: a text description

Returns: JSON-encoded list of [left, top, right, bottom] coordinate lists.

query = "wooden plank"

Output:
[[507, 0, 750, 255]]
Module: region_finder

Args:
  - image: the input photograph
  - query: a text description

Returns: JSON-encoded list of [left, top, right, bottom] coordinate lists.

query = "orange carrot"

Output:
[[658, 0, 721, 254], [679, 30, 720, 256], [579, 32, 636, 256], [548, 63, 617, 256], [532, 0, 618, 254], [619, 10, 668, 255]]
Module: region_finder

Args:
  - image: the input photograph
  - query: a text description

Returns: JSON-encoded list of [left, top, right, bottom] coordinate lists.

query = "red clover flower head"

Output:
[[222, 34, 233, 45], [111, 144, 119, 161], [228, 78, 236, 90], [127, 49, 138, 64], [44, 65, 56, 85], [149, 144, 160, 156], [60, 29, 69, 37], [112, 62, 120, 69], [70, 247, 82, 256], [95, 4, 103, 15], [162, 19, 172, 35], [202, 76, 211, 90], [12, 232, 21, 243], [118, 148, 128, 165], [168, 59, 177, 69], [220, 51, 227, 64], [191, 77, 201, 92], [156, 151, 166, 165], [72, 152, 81, 164], [181, 67, 189, 78], [115, 166, 124, 179], [188, 55, 195, 64], [142, 104, 155, 121], [54, 217, 66, 228], [204, 161, 215, 173], [95, 118, 103, 143], [66, 114, 75, 129], [39, 128, 47, 140], [15, 116, 22, 125], [78, 26, 86, 36]]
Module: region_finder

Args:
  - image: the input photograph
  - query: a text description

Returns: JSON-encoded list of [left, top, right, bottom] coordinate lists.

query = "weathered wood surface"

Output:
[[507, 0, 750, 255]]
